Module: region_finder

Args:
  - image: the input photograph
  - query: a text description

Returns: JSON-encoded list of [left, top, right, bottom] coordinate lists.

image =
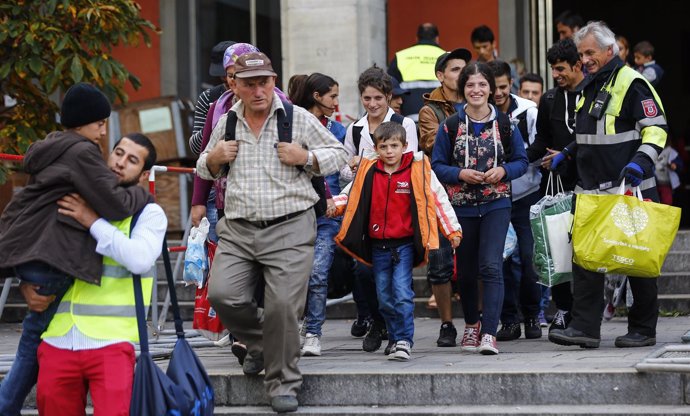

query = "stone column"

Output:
[[281, 0, 387, 124]]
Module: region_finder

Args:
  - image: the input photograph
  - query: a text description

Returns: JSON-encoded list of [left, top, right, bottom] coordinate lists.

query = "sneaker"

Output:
[[496, 323, 521, 341], [460, 323, 481, 352], [388, 340, 412, 361], [603, 302, 615, 321], [384, 340, 395, 355], [537, 310, 548, 327], [478, 333, 499, 355], [437, 322, 457, 347], [362, 320, 386, 352], [524, 318, 542, 339], [301, 333, 321, 356], [351, 317, 371, 338], [549, 309, 571, 333]]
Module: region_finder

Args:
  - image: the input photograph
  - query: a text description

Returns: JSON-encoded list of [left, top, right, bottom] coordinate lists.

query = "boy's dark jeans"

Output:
[[0, 261, 72, 416]]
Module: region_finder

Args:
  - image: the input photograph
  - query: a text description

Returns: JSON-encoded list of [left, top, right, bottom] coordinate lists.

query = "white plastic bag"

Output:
[[545, 211, 573, 273], [503, 222, 517, 260], [183, 217, 210, 289]]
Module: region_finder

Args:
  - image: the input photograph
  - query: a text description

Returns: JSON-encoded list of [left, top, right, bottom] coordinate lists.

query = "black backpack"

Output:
[[351, 112, 405, 154], [223, 101, 328, 217], [443, 110, 513, 161]]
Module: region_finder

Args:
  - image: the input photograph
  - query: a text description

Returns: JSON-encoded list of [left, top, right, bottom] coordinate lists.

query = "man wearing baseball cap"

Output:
[[418, 47, 471, 349], [197, 52, 348, 413]]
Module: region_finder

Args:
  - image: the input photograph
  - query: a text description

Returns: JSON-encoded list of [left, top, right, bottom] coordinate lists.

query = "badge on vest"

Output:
[[641, 99, 658, 118]]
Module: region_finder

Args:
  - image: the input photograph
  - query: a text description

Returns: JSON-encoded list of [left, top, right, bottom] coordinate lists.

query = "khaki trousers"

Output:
[[208, 210, 315, 397]]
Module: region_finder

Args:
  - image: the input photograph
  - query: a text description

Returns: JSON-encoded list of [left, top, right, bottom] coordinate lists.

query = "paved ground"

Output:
[[82, 315, 689, 376], [0, 316, 687, 376]]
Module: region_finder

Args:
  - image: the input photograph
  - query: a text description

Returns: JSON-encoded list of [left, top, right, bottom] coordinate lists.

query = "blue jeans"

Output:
[[304, 217, 340, 336], [352, 262, 384, 323], [456, 208, 511, 336], [0, 262, 73, 416], [372, 242, 415, 345]]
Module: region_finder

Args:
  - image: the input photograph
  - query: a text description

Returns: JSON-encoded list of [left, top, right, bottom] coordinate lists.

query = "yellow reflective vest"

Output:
[[574, 64, 667, 193], [42, 216, 155, 343], [396, 44, 445, 86]]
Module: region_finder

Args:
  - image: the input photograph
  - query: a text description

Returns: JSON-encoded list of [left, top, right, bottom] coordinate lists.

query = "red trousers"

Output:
[[37, 341, 135, 416]]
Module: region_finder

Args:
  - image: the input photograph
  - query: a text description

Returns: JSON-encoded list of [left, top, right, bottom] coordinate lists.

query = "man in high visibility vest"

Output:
[[22, 134, 166, 415], [548, 21, 667, 350], [388, 23, 445, 122]]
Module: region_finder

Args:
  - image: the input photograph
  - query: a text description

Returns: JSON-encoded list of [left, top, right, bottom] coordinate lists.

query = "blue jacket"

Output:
[[431, 104, 528, 217]]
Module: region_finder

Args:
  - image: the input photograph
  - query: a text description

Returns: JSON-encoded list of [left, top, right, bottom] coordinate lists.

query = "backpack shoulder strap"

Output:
[[445, 112, 460, 143], [390, 112, 405, 125], [352, 126, 363, 154], [277, 101, 293, 143], [224, 110, 238, 141], [496, 111, 513, 159], [426, 101, 448, 124]]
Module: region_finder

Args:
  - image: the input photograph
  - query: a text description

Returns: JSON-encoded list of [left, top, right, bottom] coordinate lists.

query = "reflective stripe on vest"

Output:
[[396, 44, 445, 82], [42, 216, 155, 343]]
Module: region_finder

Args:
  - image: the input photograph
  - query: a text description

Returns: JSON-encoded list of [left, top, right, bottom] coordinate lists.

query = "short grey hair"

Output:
[[573, 21, 619, 56]]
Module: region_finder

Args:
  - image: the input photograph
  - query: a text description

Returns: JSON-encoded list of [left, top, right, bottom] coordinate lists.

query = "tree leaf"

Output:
[[70, 56, 83, 83], [28, 57, 42, 75]]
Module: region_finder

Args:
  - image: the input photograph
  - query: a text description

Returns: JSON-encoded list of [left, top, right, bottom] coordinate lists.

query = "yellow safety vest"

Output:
[[42, 216, 155, 343], [574, 65, 667, 192], [396, 44, 445, 87]]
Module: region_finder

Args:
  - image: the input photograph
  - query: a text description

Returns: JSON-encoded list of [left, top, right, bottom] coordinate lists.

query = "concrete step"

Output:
[[661, 251, 690, 274], [211, 404, 690, 415], [20, 404, 690, 415], [671, 230, 690, 252]]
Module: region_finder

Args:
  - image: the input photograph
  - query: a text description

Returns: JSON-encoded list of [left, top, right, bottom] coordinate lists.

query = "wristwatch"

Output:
[[304, 151, 314, 169]]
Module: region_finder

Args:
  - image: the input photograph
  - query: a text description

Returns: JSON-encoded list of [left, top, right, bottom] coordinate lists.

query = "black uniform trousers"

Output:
[[570, 263, 658, 338]]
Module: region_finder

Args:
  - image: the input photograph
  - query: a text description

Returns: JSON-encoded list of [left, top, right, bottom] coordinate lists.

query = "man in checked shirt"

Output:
[[196, 52, 347, 414]]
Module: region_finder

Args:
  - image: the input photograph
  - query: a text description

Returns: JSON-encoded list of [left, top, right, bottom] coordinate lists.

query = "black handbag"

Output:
[[130, 239, 215, 415]]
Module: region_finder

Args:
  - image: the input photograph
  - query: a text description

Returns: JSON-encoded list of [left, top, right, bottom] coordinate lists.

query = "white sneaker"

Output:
[[301, 333, 321, 356], [388, 340, 412, 361]]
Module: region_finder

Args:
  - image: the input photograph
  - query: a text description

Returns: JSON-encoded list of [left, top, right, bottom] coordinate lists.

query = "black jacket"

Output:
[[0, 130, 151, 284], [528, 86, 580, 191]]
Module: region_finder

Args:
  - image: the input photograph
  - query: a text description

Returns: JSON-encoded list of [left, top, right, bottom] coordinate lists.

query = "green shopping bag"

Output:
[[572, 184, 681, 277], [530, 173, 573, 287]]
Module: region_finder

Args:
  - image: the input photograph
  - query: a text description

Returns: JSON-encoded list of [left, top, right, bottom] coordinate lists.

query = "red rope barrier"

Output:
[[0, 153, 24, 162]]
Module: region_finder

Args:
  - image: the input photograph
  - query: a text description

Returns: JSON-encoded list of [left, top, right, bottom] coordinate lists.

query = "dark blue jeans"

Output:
[[304, 217, 340, 336], [501, 191, 542, 323], [456, 207, 511, 336], [372, 242, 415, 345], [0, 262, 72, 416]]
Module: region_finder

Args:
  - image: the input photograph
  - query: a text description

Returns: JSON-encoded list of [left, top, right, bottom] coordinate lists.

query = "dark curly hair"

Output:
[[546, 38, 580, 67], [357, 65, 392, 96]]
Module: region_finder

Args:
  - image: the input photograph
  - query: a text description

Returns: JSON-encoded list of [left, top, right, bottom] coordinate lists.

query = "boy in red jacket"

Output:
[[333, 122, 462, 360]]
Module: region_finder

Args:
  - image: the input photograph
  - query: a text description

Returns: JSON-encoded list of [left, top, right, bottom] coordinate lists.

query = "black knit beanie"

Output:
[[60, 83, 112, 128]]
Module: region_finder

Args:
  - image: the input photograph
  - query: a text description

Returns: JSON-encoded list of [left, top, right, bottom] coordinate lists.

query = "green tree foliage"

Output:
[[0, 0, 157, 166]]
